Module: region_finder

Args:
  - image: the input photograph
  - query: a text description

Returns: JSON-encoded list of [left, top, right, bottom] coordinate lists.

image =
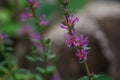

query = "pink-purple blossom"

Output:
[[68, 16, 79, 26], [32, 0, 42, 9], [19, 24, 33, 35], [29, 32, 41, 42], [76, 49, 89, 60], [60, 16, 79, 30], [0, 33, 8, 40], [65, 32, 79, 47], [78, 34, 89, 48], [60, 24, 68, 30], [40, 15, 49, 26], [28, 0, 35, 5], [20, 8, 33, 22]]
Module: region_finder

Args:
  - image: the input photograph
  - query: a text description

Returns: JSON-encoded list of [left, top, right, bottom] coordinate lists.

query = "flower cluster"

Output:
[[20, 0, 49, 53], [20, 0, 49, 26], [20, 8, 33, 22], [61, 16, 79, 31], [61, 15, 90, 61]]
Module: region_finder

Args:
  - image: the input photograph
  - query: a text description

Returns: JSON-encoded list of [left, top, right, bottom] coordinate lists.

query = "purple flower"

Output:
[[65, 32, 79, 47], [76, 49, 89, 60], [60, 16, 79, 31], [68, 16, 79, 25], [29, 32, 41, 42], [40, 15, 49, 26], [19, 24, 33, 35], [28, 0, 35, 5], [33, 0, 42, 9], [60, 24, 68, 30], [30, 33, 42, 53], [20, 8, 33, 22], [0, 34, 8, 40], [78, 34, 89, 48]]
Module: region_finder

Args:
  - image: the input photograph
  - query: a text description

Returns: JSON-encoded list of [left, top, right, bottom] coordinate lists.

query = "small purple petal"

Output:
[[60, 24, 68, 30]]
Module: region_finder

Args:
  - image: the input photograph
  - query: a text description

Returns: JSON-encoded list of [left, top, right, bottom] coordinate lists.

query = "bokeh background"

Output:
[[0, 0, 120, 80]]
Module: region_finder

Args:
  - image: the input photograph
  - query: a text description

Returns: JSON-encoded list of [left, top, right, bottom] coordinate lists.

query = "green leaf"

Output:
[[92, 74, 113, 80], [47, 66, 55, 73], [37, 67, 45, 74], [82, 46, 91, 50], [79, 76, 89, 80], [6, 47, 14, 51], [45, 38, 51, 44], [0, 66, 9, 74], [79, 74, 113, 80], [15, 73, 33, 80], [15, 68, 30, 74], [26, 56, 36, 62], [79, 60, 84, 64], [35, 74, 43, 80], [47, 54, 56, 60], [36, 57, 44, 62]]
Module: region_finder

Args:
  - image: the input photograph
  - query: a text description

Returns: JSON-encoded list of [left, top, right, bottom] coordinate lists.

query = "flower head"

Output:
[[65, 32, 79, 47], [76, 49, 89, 60], [29, 32, 41, 42], [28, 0, 35, 5], [40, 15, 49, 26], [60, 16, 79, 31], [68, 16, 79, 26], [78, 34, 89, 47], [20, 8, 33, 22], [33, 0, 42, 9], [19, 24, 33, 35]]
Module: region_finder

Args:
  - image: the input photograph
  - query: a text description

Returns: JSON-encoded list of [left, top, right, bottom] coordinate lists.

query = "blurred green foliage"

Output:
[[0, 0, 88, 37]]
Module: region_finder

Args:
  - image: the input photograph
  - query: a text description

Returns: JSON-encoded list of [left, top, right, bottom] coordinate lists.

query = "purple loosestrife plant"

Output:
[[20, 0, 55, 80], [60, 0, 93, 79]]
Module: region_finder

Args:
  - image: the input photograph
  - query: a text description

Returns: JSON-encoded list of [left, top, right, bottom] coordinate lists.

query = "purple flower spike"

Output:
[[40, 15, 49, 26], [28, 0, 35, 5], [76, 49, 89, 60], [65, 32, 79, 47], [68, 16, 79, 25]]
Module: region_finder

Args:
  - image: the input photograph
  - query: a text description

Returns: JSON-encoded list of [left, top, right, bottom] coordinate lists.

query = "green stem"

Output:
[[30, 5, 48, 80], [83, 60, 90, 77], [30, 6, 42, 33], [44, 52, 47, 80]]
